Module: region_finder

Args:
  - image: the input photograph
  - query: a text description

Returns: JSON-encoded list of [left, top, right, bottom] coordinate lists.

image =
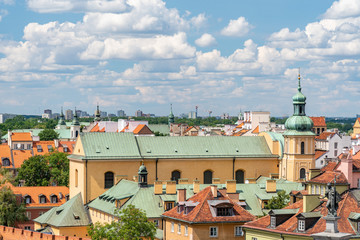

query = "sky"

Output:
[[0, 0, 359, 117]]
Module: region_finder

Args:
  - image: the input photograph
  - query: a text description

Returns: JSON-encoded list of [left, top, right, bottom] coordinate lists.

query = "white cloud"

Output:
[[323, 0, 360, 19], [0, 0, 14, 5], [221, 17, 252, 37], [190, 13, 207, 28], [195, 33, 216, 47], [27, 0, 130, 13], [81, 32, 195, 60]]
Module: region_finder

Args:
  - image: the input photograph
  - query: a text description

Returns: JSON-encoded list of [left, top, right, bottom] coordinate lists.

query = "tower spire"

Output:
[[298, 68, 301, 92]]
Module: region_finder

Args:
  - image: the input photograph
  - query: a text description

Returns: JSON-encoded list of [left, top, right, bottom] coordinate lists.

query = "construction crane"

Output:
[[208, 110, 212, 118]]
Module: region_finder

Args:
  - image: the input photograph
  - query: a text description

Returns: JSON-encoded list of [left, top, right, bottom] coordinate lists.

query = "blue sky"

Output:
[[0, 0, 359, 117]]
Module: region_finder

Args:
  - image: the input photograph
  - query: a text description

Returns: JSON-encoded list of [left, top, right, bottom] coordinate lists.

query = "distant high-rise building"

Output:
[[75, 109, 82, 117], [108, 113, 116, 118], [100, 111, 107, 117], [52, 113, 60, 119], [0, 114, 16, 124], [80, 111, 89, 117], [188, 111, 197, 119], [44, 109, 52, 115], [221, 113, 230, 120], [65, 109, 73, 120], [117, 110, 126, 117], [135, 110, 143, 117]]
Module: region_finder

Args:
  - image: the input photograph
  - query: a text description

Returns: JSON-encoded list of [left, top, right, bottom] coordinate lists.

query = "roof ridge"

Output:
[[338, 191, 350, 214], [190, 187, 212, 222]]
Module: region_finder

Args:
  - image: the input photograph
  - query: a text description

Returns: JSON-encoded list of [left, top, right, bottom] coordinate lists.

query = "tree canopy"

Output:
[[88, 204, 157, 240], [16, 152, 69, 187], [264, 190, 290, 209], [38, 129, 59, 141], [0, 186, 27, 227]]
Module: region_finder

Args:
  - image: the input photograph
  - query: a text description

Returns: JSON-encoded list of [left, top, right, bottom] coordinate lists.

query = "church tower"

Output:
[[56, 107, 67, 130], [94, 105, 101, 122], [70, 108, 81, 140], [168, 104, 175, 126], [281, 72, 315, 182]]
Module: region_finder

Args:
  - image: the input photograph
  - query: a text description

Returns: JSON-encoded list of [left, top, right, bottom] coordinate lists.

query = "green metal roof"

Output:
[[298, 211, 322, 218], [77, 132, 142, 160], [34, 193, 90, 227], [69, 133, 278, 160], [264, 132, 284, 159], [148, 124, 170, 135], [136, 135, 276, 159], [269, 208, 299, 215]]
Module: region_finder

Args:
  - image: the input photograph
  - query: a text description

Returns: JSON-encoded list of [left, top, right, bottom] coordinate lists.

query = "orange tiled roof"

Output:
[[90, 123, 99, 132], [244, 191, 360, 236], [58, 141, 74, 154], [13, 186, 69, 208], [308, 170, 348, 184], [315, 132, 335, 140], [0, 145, 12, 168], [162, 186, 255, 223], [133, 124, 153, 135], [251, 125, 259, 134], [11, 132, 32, 142], [320, 161, 339, 172], [32, 141, 55, 155], [315, 150, 327, 160], [120, 124, 129, 132], [235, 122, 244, 129], [12, 150, 33, 168], [310, 116, 326, 127]]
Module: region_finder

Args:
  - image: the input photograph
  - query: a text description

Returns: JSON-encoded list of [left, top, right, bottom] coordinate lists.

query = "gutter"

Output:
[[85, 159, 88, 203], [233, 157, 235, 180]]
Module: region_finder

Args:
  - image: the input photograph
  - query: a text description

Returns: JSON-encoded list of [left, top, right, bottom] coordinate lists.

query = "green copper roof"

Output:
[[57, 109, 66, 126], [71, 111, 80, 126], [2, 129, 72, 140], [264, 132, 284, 159], [168, 104, 174, 125], [284, 116, 314, 134], [148, 124, 170, 135], [34, 193, 90, 227], [69, 133, 278, 160]]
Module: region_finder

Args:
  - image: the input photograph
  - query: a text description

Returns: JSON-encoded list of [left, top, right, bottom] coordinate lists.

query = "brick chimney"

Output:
[[177, 189, 186, 202], [178, 178, 188, 184], [212, 178, 220, 184], [226, 180, 236, 194], [266, 180, 277, 193], [193, 180, 200, 194], [211, 185, 218, 197], [303, 194, 320, 212], [166, 180, 176, 195], [154, 181, 163, 195]]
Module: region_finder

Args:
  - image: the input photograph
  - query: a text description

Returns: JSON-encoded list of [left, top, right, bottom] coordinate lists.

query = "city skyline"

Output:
[[0, 0, 359, 117]]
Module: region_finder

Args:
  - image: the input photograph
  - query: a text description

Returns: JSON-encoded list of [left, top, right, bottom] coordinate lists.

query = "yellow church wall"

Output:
[[353, 119, 360, 137], [307, 183, 348, 196], [70, 157, 279, 203], [69, 159, 86, 202]]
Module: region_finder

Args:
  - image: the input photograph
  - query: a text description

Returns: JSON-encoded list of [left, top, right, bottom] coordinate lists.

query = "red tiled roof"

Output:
[[120, 124, 129, 132], [162, 186, 255, 223], [315, 132, 335, 140], [11, 132, 32, 142], [244, 191, 360, 236], [308, 170, 348, 184], [310, 117, 326, 127], [32, 141, 55, 155], [315, 150, 327, 160], [90, 123, 100, 132], [13, 186, 69, 208], [12, 150, 33, 168], [320, 161, 339, 172], [0, 145, 12, 168]]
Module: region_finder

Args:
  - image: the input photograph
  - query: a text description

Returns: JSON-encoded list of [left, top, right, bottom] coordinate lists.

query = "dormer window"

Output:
[[185, 206, 195, 214], [270, 216, 276, 228], [39, 194, 46, 203], [48, 145, 53, 152], [298, 220, 305, 231], [216, 207, 233, 216], [50, 194, 58, 203], [268, 209, 299, 228], [2, 158, 10, 167], [24, 195, 31, 204]]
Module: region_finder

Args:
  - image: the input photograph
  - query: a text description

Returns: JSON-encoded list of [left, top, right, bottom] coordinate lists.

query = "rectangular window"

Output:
[[171, 222, 174, 232], [210, 226, 218, 237], [234, 226, 243, 236], [334, 142, 338, 149], [24, 226, 31, 230], [216, 207, 232, 216], [154, 220, 159, 227], [334, 150, 338, 157], [48, 145, 53, 152], [27, 144, 31, 149], [185, 225, 188, 236], [26, 211, 31, 220], [311, 185, 315, 194], [20, 144, 24, 149], [321, 186, 325, 196], [178, 223, 181, 234], [358, 221, 360, 232], [166, 202, 173, 210], [316, 185, 320, 194], [298, 220, 305, 231], [252, 238, 258, 240], [270, 216, 276, 228], [37, 145, 43, 152]]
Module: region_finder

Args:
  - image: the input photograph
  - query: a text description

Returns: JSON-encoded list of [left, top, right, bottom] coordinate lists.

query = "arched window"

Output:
[[75, 131, 79, 138], [299, 168, 306, 179], [75, 169, 78, 187], [171, 170, 181, 183], [104, 172, 114, 189], [2, 158, 10, 167], [204, 170, 213, 184], [235, 170, 245, 183], [301, 142, 305, 154]]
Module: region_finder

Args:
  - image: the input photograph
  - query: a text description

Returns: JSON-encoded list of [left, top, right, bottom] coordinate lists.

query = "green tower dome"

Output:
[[57, 107, 66, 126], [284, 73, 314, 135], [71, 108, 80, 126]]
